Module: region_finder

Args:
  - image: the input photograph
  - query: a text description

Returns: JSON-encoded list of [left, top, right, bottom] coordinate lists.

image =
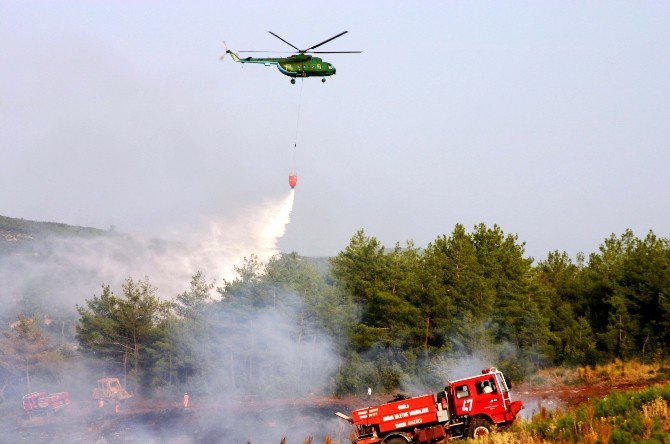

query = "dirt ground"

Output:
[[1, 395, 357, 443]]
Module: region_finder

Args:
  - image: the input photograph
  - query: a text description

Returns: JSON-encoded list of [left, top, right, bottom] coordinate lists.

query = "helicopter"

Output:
[[221, 31, 360, 83]]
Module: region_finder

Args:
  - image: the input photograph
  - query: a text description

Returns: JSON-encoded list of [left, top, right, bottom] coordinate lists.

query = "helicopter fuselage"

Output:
[[232, 53, 336, 78]]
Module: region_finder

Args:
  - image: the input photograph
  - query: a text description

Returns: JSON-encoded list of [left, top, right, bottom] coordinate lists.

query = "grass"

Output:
[[531, 359, 670, 387], [465, 384, 670, 444]]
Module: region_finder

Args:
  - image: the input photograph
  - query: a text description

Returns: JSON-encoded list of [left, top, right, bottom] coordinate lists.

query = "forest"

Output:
[[1, 223, 669, 400]]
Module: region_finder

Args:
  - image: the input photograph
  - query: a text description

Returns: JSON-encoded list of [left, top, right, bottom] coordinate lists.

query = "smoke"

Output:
[[394, 354, 494, 398], [0, 190, 295, 315], [0, 189, 355, 442], [185, 301, 345, 443], [195, 301, 339, 398], [516, 392, 561, 420], [427, 354, 493, 383], [182, 189, 295, 289]]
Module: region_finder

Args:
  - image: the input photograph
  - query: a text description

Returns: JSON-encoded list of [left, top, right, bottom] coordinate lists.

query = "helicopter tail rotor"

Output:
[[219, 41, 229, 60], [220, 41, 241, 62]]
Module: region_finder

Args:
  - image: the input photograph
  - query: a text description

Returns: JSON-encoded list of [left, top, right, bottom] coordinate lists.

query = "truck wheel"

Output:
[[383, 437, 408, 444], [469, 418, 493, 439]]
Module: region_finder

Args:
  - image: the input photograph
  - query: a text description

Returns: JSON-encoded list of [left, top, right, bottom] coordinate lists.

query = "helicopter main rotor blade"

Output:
[[305, 31, 349, 51], [268, 31, 301, 52], [239, 50, 296, 53], [308, 51, 362, 54]]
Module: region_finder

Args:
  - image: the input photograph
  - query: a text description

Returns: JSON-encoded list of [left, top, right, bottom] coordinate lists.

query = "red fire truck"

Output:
[[337, 367, 523, 442], [22, 391, 71, 417]]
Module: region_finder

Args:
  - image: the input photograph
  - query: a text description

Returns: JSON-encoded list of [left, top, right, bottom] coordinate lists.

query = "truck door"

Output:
[[453, 383, 474, 416], [472, 377, 504, 422]]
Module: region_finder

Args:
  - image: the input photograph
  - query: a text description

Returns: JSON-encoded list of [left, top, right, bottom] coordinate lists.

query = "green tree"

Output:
[[265, 253, 358, 347], [0, 314, 51, 390], [213, 253, 359, 395], [616, 231, 670, 358], [76, 277, 173, 392], [581, 230, 670, 360], [424, 225, 487, 353], [535, 251, 597, 365], [331, 230, 390, 305], [471, 224, 552, 368], [218, 255, 269, 307], [153, 271, 215, 387], [175, 271, 213, 320]]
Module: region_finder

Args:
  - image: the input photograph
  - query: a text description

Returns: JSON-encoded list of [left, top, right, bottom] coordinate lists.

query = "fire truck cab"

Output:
[[446, 367, 522, 437]]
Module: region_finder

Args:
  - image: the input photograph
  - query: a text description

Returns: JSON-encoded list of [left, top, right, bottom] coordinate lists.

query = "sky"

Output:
[[2, 1, 669, 260]]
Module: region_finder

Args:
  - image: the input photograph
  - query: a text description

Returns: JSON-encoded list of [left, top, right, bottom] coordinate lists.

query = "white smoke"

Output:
[[182, 189, 295, 286], [0, 190, 296, 312], [0, 189, 352, 443]]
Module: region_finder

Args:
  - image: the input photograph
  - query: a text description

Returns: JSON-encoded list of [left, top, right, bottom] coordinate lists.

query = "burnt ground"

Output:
[[2, 403, 197, 443], [0, 396, 359, 443], [3, 379, 670, 443]]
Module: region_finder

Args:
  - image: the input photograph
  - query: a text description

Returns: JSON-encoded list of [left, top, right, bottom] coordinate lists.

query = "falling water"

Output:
[[182, 189, 296, 285]]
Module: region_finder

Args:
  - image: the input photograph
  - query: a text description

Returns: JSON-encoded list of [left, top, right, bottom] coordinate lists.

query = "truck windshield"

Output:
[[496, 373, 509, 393]]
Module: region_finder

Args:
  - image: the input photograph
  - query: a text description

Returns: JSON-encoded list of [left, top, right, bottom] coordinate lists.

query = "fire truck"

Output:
[[337, 367, 523, 442], [22, 391, 70, 417]]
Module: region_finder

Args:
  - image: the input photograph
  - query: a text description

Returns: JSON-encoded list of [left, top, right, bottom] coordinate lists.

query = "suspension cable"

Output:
[[292, 78, 304, 173]]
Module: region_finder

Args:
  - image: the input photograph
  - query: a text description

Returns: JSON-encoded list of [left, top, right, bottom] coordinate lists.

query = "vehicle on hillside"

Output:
[[22, 391, 70, 417], [336, 367, 523, 442], [92, 377, 133, 403]]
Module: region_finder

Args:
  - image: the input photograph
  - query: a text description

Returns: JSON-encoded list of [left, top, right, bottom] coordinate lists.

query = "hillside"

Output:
[[0, 214, 108, 248]]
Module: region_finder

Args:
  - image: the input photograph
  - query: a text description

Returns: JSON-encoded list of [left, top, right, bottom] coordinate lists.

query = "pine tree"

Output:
[[76, 277, 173, 393], [0, 314, 51, 390]]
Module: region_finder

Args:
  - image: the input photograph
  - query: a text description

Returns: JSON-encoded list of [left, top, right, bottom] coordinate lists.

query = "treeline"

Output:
[[332, 225, 669, 390], [73, 257, 357, 396], [1, 224, 668, 398]]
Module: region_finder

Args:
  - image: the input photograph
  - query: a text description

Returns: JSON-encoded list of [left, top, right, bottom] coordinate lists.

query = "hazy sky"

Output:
[[2, 1, 669, 260]]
